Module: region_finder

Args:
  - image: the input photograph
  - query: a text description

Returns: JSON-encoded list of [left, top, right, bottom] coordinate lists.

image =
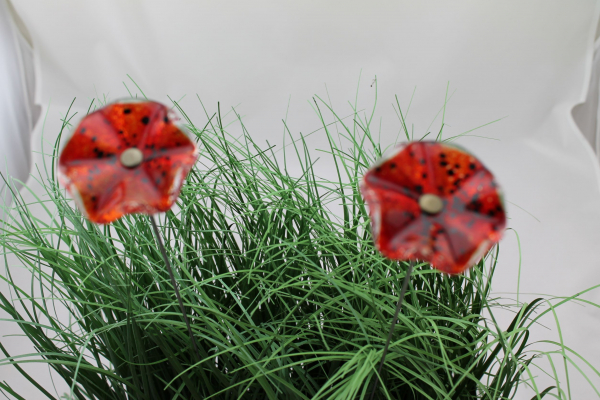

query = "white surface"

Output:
[[0, 0, 35, 207], [2, 1, 600, 398], [574, 36, 600, 162]]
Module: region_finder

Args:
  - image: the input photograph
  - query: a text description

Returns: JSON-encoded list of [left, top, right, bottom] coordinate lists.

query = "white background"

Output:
[[2, 1, 600, 398]]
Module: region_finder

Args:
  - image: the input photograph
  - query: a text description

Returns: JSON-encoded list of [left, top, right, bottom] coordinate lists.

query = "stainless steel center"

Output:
[[120, 148, 143, 168], [419, 194, 443, 214]]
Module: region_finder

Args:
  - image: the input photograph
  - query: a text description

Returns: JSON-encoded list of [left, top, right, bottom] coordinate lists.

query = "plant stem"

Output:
[[149, 215, 202, 363], [369, 260, 414, 400]]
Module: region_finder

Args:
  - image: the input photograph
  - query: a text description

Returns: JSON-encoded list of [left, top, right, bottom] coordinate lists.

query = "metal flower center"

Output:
[[120, 148, 143, 168], [419, 194, 444, 215]]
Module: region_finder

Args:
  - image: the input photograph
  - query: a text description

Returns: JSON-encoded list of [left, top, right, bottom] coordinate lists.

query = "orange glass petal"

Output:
[[360, 141, 506, 274], [58, 100, 198, 224]]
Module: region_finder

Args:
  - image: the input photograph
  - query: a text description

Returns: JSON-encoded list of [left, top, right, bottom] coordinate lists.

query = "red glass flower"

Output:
[[58, 100, 198, 224], [360, 141, 506, 274]]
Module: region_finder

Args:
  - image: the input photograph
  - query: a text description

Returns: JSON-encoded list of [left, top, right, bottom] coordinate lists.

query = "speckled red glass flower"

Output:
[[58, 100, 198, 224], [360, 141, 506, 274]]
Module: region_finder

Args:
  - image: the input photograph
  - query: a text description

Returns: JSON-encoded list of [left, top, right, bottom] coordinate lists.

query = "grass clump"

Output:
[[0, 86, 598, 399]]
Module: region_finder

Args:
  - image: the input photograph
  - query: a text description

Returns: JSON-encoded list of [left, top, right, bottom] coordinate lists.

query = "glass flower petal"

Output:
[[58, 100, 198, 224], [360, 141, 506, 274]]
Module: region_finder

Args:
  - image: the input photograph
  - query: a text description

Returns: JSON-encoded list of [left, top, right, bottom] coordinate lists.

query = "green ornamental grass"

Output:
[[0, 83, 598, 399]]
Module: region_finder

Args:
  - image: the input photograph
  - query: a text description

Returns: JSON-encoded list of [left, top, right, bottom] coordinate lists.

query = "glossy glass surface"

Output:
[[59, 101, 198, 224], [361, 141, 506, 274]]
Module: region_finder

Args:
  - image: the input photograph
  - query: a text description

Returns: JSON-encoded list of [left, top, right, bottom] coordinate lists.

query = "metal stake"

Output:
[[149, 215, 201, 362], [369, 260, 414, 400]]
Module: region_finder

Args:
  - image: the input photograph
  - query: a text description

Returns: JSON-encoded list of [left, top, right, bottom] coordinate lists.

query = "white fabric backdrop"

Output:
[[0, 0, 36, 208], [574, 35, 600, 161], [2, 1, 600, 398]]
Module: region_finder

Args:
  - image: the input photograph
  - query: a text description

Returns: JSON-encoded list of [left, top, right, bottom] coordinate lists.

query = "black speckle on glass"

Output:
[[420, 159, 426, 165], [91, 137, 97, 142], [422, 173, 427, 179], [80, 128, 86, 134], [164, 117, 169, 123], [468, 200, 482, 212], [141, 116, 150, 125], [469, 163, 476, 170], [375, 167, 382, 172], [454, 163, 460, 169], [415, 185, 423, 194], [123, 109, 131, 114], [447, 169, 454, 176], [440, 161, 448, 167], [390, 162, 396, 169]]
